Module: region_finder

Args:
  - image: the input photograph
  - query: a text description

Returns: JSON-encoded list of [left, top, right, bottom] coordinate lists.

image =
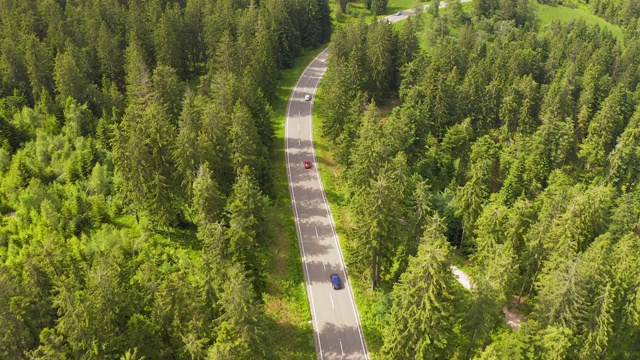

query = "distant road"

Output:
[[285, 3, 471, 359]]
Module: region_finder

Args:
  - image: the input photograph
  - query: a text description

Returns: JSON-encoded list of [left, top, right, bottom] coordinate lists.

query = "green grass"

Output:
[[314, 79, 399, 359], [333, 0, 428, 25], [391, 2, 474, 51], [264, 48, 326, 360], [266, 0, 433, 351], [535, 2, 623, 43], [309, 3, 479, 357], [297, 3, 625, 359]]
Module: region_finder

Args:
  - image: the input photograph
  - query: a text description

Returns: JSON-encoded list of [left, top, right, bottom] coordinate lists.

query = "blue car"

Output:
[[330, 273, 342, 290]]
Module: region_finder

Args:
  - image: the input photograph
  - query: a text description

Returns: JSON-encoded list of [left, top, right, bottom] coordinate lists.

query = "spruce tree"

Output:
[[225, 167, 270, 292], [208, 264, 268, 359], [193, 163, 225, 228], [113, 41, 179, 229], [174, 87, 202, 194], [381, 215, 459, 359]]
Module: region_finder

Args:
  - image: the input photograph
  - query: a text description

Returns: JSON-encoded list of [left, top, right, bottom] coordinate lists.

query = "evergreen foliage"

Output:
[[318, 2, 640, 357], [0, 0, 330, 356]]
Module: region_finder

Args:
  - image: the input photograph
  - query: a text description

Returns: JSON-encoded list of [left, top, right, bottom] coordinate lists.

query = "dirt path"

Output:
[[451, 266, 525, 330]]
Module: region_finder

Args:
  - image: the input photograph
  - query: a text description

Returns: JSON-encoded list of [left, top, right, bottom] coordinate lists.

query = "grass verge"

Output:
[[263, 48, 326, 360], [314, 82, 395, 359], [332, 0, 429, 25], [535, 2, 623, 43], [303, 3, 623, 359], [265, 1, 435, 353]]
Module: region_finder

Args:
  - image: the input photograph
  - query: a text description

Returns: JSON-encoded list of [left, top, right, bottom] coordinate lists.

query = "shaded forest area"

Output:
[[0, 0, 331, 358], [318, 0, 640, 358]]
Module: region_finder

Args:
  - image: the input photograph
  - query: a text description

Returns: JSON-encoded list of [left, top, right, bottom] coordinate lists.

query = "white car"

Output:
[[304, 94, 311, 101], [396, 11, 402, 16]]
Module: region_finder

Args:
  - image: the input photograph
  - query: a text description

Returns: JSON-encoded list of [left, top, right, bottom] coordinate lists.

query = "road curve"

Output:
[[284, 6, 467, 359]]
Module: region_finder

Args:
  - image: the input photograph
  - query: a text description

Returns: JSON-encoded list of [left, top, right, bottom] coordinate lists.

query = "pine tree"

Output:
[[174, 87, 202, 194], [445, 0, 466, 25], [371, 0, 388, 15], [210, 31, 237, 75], [199, 222, 230, 296], [154, 3, 186, 78], [229, 99, 270, 192], [198, 102, 234, 194], [184, 0, 206, 74], [193, 163, 225, 228], [580, 282, 615, 359], [247, 22, 279, 101], [365, 20, 396, 101], [23, 34, 54, 105], [208, 264, 268, 359], [96, 21, 124, 86], [318, 0, 333, 43], [350, 152, 408, 289], [113, 42, 179, 229], [579, 85, 628, 173], [381, 215, 460, 359], [0, 264, 33, 358], [455, 172, 489, 251], [320, 52, 363, 145], [347, 103, 387, 199], [396, 17, 420, 67], [152, 270, 209, 358], [524, 117, 574, 188], [428, 0, 440, 18], [605, 231, 640, 359], [225, 167, 270, 292], [607, 105, 640, 188], [152, 64, 184, 126], [53, 44, 96, 106], [55, 256, 127, 358], [473, 201, 510, 266], [539, 325, 574, 360], [301, 0, 323, 48]]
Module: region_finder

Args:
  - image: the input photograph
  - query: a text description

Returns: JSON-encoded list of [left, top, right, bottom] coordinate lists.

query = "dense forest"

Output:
[[318, 0, 640, 359], [0, 0, 331, 358], [1, 0, 639, 358]]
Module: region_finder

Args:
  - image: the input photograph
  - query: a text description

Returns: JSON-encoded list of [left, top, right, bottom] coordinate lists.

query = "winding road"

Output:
[[285, 6, 468, 359]]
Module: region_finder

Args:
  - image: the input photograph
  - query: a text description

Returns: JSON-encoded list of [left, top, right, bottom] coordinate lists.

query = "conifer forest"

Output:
[[0, 0, 639, 359]]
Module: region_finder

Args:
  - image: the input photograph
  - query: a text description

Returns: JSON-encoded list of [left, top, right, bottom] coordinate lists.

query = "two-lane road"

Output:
[[285, 49, 368, 359], [285, 5, 471, 358]]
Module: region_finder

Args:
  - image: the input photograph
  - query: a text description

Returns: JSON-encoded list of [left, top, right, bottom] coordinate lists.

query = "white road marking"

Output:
[[286, 6, 472, 359], [315, 226, 319, 237], [285, 56, 326, 360], [322, 256, 326, 271], [329, 293, 334, 309], [307, 53, 370, 359]]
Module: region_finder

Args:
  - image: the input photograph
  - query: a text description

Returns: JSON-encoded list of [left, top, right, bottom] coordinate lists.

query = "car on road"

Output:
[[304, 160, 312, 169], [396, 11, 402, 15], [330, 273, 342, 290], [305, 94, 311, 101]]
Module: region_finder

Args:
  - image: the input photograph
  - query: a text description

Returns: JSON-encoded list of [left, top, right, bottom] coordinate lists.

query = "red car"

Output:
[[303, 160, 312, 169]]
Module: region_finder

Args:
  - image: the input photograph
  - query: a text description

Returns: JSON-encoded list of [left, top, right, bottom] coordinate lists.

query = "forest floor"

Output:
[[451, 265, 526, 331]]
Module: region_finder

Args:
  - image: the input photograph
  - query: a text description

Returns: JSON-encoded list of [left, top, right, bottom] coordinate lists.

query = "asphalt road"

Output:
[[285, 49, 368, 359], [285, 5, 471, 359]]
